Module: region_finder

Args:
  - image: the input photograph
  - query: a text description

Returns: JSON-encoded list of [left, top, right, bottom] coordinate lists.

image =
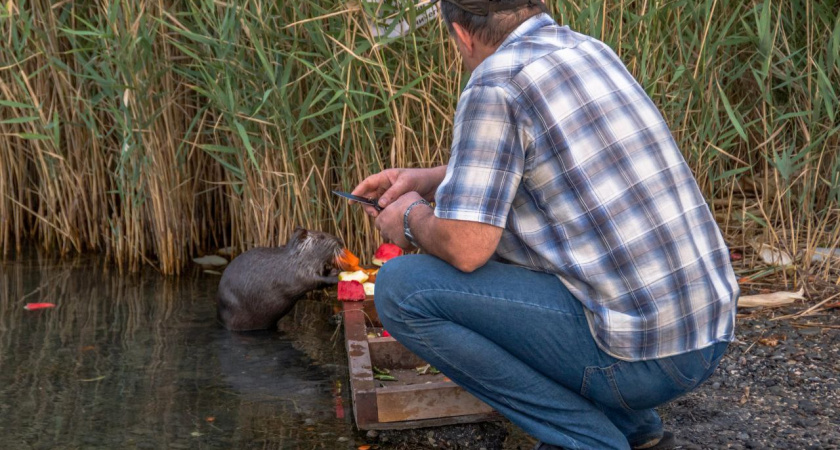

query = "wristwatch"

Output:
[[403, 199, 431, 248]]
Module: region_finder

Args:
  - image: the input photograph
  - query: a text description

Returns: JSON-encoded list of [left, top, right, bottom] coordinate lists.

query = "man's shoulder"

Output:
[[467, 17, 604, 92]]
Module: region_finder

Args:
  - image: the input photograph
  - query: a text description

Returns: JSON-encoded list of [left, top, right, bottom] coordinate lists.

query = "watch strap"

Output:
[[403, 199, 431, 248]]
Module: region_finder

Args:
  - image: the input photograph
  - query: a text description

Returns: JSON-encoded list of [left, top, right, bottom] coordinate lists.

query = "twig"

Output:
[[771, 291, 840, 321]]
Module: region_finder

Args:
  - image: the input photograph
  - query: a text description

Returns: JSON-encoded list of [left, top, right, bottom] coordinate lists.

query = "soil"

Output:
[[362, 292, 840, 450]]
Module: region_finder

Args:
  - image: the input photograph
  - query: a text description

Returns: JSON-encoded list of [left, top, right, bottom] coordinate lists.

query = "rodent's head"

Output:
[[287, 227, 344, 277]]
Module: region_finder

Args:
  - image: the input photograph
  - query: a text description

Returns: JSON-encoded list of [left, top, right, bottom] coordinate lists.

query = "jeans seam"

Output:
[[604, 363, 634, 411], [656, 358, 697, 390]]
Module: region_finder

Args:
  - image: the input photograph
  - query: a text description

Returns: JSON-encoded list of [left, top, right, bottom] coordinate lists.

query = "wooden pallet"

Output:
[[342, 297, 499, 430]]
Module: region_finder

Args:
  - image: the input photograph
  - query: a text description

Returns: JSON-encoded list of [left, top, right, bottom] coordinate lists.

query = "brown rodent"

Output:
[[216, 228, 343, 331]]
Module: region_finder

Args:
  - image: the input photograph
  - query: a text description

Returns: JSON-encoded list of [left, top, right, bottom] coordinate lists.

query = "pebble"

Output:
[[798, 327, 822, 336]]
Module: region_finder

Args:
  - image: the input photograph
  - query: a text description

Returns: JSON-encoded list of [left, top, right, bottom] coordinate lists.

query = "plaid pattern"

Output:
[[435, 14, 739, 361]]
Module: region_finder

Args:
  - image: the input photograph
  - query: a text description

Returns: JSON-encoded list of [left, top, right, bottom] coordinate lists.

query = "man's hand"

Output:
[[351, 167, 446, 217], [373, 191, 424, 250]]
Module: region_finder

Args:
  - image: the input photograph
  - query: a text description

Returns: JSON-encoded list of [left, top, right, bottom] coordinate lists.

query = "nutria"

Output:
[[217, 228, 343, 331]]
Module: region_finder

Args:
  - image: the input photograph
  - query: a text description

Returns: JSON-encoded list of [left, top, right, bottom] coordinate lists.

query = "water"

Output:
[[0, 249, 354, 449]]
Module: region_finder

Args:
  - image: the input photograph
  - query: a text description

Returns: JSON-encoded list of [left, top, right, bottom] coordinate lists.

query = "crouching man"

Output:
[[352, 1, 738, 448]]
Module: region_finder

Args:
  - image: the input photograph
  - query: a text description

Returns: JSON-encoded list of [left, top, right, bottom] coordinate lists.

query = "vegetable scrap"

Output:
[[24, 302, 56, 310], [373, 366, 397, 381], [372, 243, 403, 266], [415, 364, 440, 375], [339, 270, 369, 283], [338, 280, 366, 301], [362, 267, 379, 283], [363, 282, 375, 296], [336, 248, 363, 272], [381, 329, 390, 337]]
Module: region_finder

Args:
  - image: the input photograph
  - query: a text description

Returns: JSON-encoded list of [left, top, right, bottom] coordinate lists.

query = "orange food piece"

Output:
[[336, 248, 362, 271], [362, 267, 379, 283]]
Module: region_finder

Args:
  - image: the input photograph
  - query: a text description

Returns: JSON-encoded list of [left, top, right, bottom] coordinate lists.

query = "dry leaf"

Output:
[[738, 288, 805, 308], [755, 243, 793, 266], [739, 386, 750, 404], [757, 337, 779, 347]]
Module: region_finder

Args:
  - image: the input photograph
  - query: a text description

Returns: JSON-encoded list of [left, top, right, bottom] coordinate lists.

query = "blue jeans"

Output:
[[375, 255, 728, 450]]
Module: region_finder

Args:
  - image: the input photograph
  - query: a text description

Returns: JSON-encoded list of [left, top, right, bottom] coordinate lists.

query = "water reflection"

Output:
[[0, 249, 353, 449]]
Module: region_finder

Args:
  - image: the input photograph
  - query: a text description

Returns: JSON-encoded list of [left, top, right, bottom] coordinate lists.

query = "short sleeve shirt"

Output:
[[434, 13, 739, 361]]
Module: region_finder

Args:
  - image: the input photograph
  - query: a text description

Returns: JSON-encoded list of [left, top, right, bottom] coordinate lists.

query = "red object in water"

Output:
[[333, 382, 345, 419], [337, 281, 366, 301], [381, 330, 391, 337], [372, 243, 403, 266], [24, 303, 56, 311], [334, 393, 345, 419]]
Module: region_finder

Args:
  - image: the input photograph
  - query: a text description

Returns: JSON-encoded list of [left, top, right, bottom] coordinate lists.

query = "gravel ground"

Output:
[[656, 299, 840, 449]]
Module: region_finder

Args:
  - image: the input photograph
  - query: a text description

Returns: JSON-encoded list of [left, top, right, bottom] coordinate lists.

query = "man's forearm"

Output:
[[419, 165, 448, 201], [407, 205, 502, 273]]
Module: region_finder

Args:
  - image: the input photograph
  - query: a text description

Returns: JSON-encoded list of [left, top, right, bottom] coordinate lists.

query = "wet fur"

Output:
[[217, 228, 343, 331]]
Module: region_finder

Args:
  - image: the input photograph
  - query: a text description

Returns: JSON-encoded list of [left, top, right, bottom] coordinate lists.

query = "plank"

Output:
[[343, 300, 378, 428], [376, 381, 495, 423]]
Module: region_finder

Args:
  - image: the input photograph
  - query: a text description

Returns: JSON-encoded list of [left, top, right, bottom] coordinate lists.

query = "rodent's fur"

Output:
[[217, 228, 342, 331]]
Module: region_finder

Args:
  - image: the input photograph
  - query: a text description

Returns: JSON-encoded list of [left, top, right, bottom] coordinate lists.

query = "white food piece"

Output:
[[363, 282, 375, 296], [338, 270, 369, 283]]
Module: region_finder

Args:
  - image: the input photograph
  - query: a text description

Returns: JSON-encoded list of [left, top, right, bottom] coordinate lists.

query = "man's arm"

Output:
[[351, 166, 448, 216], [408, 205, 502, 273]]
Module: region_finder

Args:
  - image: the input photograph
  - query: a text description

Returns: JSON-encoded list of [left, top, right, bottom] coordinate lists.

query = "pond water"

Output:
[[0, 249, 355, 449]]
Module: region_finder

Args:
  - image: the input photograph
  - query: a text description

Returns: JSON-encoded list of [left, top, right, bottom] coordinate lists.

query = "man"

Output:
[[351, 0, 739, 448]]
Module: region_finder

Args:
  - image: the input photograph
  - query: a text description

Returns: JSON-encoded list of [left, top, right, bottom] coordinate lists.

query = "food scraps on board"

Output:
[[338, 280, 366, 301], [373, 243, 403, 266]]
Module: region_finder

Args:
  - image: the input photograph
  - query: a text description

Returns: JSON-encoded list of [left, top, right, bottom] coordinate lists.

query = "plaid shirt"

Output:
[[434, 14, 739, 361]]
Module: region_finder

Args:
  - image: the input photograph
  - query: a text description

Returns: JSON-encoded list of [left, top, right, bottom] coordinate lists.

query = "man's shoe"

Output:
[[632, 431, 676, 450]]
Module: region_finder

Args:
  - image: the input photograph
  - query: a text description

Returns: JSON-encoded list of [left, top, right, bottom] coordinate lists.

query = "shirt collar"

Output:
[[496, 13, 556, 50]]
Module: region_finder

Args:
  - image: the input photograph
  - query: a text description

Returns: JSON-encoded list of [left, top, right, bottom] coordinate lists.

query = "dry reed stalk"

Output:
[[0, 0, 837, 281]]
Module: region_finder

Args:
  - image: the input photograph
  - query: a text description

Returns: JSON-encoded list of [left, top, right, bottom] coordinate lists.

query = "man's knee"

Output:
[[374, 254, 440, 324]]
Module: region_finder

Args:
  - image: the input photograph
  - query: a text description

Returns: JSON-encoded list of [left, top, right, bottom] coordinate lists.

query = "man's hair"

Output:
[[440, 0, 548, 47]]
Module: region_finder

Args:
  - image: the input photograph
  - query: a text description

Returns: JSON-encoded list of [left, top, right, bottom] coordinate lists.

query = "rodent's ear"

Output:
[[289, 227, 308, 244]]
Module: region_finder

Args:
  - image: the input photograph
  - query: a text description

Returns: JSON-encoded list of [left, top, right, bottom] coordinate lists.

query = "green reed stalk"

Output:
[[1, 0, 838, 280]]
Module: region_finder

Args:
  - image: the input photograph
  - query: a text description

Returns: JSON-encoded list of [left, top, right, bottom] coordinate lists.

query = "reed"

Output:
[[1, 0, 838, 281]]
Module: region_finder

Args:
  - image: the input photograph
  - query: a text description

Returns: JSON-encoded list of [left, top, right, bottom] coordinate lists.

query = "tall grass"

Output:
[[1, 0, 838, 280]]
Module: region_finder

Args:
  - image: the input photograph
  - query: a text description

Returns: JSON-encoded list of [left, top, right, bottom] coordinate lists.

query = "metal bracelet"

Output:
[[403, 199, 431, 248]]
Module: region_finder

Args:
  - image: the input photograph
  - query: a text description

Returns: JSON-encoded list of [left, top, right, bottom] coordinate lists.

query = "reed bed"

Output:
[[1, 0, 838, 280]]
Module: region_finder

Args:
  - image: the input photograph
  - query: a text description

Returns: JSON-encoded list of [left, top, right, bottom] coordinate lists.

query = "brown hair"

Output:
[[440, 0, 548, 46]]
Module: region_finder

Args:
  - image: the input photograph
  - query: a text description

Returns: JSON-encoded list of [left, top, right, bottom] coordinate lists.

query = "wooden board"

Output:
[[342, 299, 500, 430]]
